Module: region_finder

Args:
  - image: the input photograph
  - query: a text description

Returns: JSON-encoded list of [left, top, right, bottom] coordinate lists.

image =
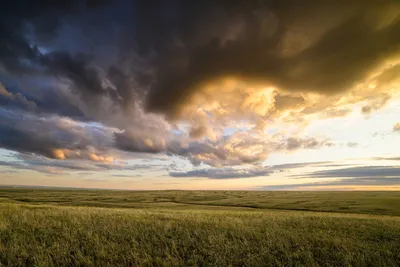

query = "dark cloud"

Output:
[[107, 65, 145, 112], [295, 166, 400, 179], [0, 158, 93, 173], [0, 0, 399, 173], [1, 0, 399, 119], [0, 108, 114, 159], [170, 166, 273, 179], [29, 85, 85, 118], [114, 130, 167, 154], [0, 1, 83, 73], [0, 76, 85, 118], [139, 0, 400, 117], [40, 51, 105, 96], [0, 0, 132, 121], [0, 83, 37, 111], [0, 152, 166, 174], [283, 137, 327, 151], [169, 160, 335, 179]]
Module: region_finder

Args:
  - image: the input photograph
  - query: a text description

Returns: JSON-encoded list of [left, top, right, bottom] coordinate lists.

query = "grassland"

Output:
[[0, 189, 399, 266]]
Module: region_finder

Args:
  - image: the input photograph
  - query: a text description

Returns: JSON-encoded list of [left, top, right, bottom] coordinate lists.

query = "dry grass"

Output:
[[0, 189, 399, 266]]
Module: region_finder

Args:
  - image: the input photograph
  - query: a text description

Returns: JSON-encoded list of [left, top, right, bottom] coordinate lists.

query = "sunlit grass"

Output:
[[0, 190, 399, 266]]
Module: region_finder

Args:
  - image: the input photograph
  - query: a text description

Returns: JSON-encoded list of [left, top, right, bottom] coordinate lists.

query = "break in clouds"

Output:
[[1, 0, 400, 176]]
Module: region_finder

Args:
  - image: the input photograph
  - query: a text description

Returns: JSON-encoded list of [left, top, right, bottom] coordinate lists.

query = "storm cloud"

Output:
[[0, 0, 399, 175], [138, 0, 400, 117], [2, 0, 399, 117], [0, 108, 114, 160]]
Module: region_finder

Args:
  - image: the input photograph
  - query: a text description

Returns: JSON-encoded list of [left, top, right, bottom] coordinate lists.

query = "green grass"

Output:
[[0, 189, 399, 266]]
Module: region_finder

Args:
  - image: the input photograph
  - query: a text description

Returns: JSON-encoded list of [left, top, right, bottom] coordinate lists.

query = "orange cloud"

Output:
[[393, 123, 400, 132], [51, 149, 66, 160], [50, 148, 115, 164]]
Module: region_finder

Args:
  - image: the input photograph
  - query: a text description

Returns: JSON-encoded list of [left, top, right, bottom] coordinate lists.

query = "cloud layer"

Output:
[[295, 166, 400, 179], [0, 0, 399, 177], [260, 177, 400, 190], [170, 166, 273, 179]]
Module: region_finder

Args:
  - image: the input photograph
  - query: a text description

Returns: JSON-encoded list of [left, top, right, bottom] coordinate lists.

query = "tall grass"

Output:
[[1, 202, 400, 266]]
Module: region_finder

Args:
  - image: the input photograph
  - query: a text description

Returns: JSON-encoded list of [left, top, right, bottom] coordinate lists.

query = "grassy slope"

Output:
[[0, 190, 400, 266]]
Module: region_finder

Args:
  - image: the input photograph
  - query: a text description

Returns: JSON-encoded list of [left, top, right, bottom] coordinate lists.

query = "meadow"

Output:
[[0, 189, 399, 266]]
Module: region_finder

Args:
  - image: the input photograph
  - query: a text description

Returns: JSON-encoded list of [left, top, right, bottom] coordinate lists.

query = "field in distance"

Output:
[[0, 189, 399, 266]]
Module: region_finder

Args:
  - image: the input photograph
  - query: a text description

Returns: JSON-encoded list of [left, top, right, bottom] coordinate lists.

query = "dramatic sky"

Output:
[[1, 0, 400, 190]]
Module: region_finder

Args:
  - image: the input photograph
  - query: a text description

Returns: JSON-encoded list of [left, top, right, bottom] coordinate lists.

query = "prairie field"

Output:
[[0, 189, 399, 266]]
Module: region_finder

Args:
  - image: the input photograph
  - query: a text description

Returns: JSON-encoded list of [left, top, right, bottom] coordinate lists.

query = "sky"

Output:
[[1, 0, 400, 190]]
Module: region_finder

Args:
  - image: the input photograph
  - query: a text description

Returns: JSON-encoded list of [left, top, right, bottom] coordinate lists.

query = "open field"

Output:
[[0, 189, 399, 266], [1, 189, 400, 215]]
